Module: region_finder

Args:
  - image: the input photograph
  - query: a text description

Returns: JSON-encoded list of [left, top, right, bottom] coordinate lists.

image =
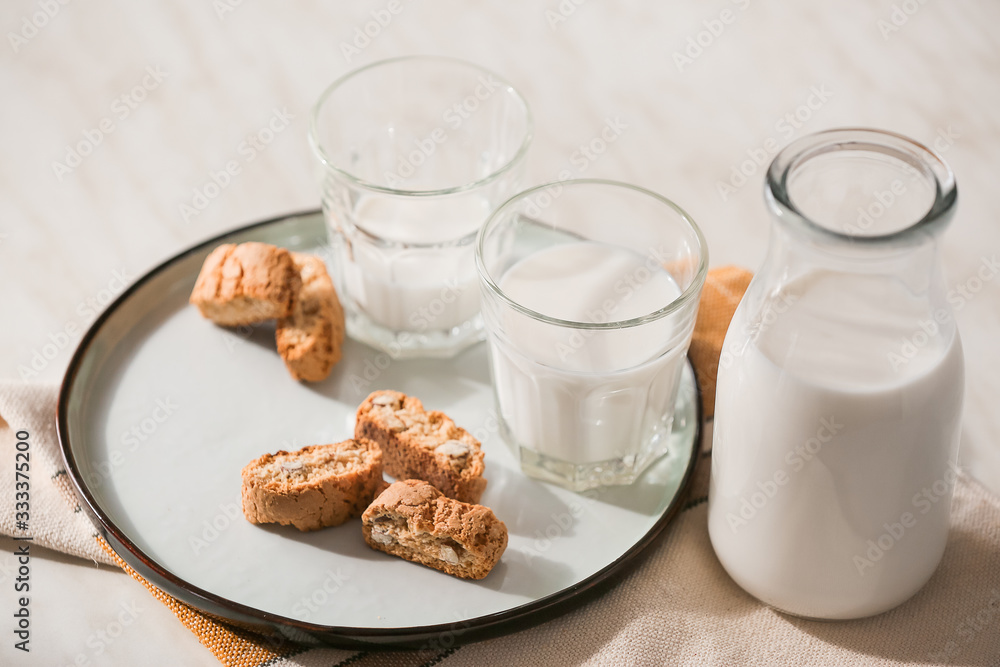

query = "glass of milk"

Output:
[[476, 179, 708, 491], [708, 129, 963, 620], [309, 56, 532, 358]]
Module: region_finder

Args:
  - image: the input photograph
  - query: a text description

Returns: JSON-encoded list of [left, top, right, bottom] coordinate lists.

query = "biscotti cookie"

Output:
[[241, 439, 383, 531], [275, 252, 345, 382], [362, 480, 507, 580], [190, 242, 301, 326], [355, 390, 487, 503]]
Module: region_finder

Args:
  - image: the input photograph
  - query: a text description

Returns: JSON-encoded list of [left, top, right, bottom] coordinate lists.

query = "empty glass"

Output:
[[310, 56, 532, 358]]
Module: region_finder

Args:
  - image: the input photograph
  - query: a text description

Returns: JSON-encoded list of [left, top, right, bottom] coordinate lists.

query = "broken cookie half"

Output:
[[189, 242, 301, 326], [355, 390, 487, 503], [190, 243, 346, 383], [241, 439, 383, 531], [276, 252, 346, 382], [362, 479, 507, 580]]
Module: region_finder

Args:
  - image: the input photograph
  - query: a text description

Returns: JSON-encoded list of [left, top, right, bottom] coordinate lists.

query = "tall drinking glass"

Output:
[[310, 56, 532, 358], [477, 179, 708, 491]]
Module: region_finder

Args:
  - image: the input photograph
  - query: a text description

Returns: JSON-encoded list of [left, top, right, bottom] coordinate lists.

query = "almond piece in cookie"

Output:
[[189, 242, 301, 326], [355, 390, 486, 504], [275, 252, 346, 382], [241, 439, 383, 531], [362, 480, 507, 580]]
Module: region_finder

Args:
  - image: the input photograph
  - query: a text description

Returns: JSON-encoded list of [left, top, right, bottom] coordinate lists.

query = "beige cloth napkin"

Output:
[[2, 267, 1000, 665], [0, 382, 114, 566]]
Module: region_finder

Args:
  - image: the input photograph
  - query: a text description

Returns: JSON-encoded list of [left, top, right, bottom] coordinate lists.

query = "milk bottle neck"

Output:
[[761, 210, 946, 298], [761, 128, 957, 299]]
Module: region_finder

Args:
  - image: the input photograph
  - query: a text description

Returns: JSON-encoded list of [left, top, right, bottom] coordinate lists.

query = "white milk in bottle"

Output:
[[708, 271, 963, 619], [707, 128, 964, 620]]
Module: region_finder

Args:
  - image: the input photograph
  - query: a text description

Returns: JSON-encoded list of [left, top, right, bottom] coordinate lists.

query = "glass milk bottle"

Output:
[[708, 129, 964, 620]]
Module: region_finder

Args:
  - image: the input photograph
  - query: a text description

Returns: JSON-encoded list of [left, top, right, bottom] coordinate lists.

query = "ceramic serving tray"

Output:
[[56, 210, 701, 648]]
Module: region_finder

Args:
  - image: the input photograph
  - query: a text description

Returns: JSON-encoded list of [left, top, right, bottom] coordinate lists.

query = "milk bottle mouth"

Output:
[[766, 128, 957, 248]]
